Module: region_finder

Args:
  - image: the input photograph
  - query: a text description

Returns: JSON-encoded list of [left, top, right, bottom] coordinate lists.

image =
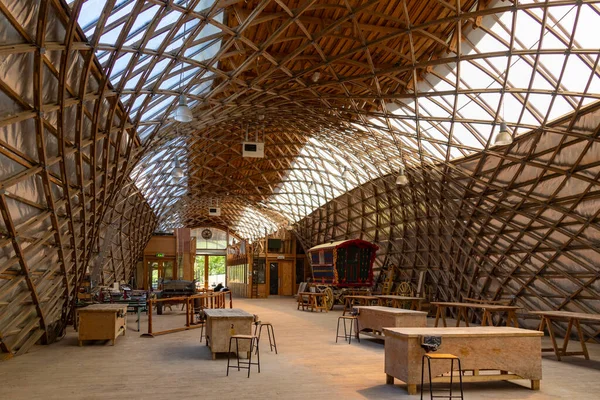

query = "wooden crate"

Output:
[[77, 304, 127, 346], [204, 309, 253, 359]]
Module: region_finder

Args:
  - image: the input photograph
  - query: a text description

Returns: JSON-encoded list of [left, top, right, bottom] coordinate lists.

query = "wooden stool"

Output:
[[254, 321, 277, 354], [420, 353, 464, 400], [336, 316, 359, 344], [226, 335, 260, 378]]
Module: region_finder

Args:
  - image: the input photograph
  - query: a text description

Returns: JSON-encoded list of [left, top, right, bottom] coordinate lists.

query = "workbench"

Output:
[[383, 327, 543, 395], [77, 304, 127, 346], [342, 295, 379, 315], [376, 295, 424, 310], [530, 310, 600, 360], [432, 301, 520, 327], [204, 308, 254, 359], [297, 291, 328, 312], [355, 306, 427, 338]]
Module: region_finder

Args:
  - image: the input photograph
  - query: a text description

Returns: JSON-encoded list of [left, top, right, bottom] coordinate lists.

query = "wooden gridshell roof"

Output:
[[0, 0, 600, 357]]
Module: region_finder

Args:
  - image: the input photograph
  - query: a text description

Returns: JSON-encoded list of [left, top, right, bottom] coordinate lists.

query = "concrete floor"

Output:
[[0, 297, 599, 400]]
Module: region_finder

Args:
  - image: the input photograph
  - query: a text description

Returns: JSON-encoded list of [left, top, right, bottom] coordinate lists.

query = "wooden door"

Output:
[[279, 261, 293, 296], [269, 262, 279, 295]]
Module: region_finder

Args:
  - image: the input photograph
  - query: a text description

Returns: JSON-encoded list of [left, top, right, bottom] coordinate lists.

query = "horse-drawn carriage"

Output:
[[307, 239, 379, 310]]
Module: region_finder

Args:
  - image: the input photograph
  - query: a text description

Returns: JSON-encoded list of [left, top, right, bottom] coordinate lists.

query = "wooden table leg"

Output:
[[561, 318, 574, 356], [455, 307, 463, 327], [531, 380, 540, 390], [574, 319, 590, 360], [546, 317, 562, 361], [407, 384, 417, 395], [507, 311, 519, 327], [343, 298, 350, 316], [385, 374, 394, 384], [482, 310, 491, 326], [434, 305, 441, 327]]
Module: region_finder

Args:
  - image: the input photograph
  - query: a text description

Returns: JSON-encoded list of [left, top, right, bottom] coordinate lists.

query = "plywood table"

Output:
[[77, 304, 127, 346], [342, 295, 379, 315], [432, 302, 520, 327], [383, 327, 543, 395], [204, 308, 254, 360], [530, 310, 600, 361], [355, 306, 427, 338], [376, 295, 424, 311], [297, 292, 328, 312]]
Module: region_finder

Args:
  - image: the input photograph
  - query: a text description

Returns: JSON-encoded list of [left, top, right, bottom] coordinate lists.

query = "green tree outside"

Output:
[[194, 255, 226, 284]]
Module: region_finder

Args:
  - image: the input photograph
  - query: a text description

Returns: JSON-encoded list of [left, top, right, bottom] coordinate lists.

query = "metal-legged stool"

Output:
[[226, 335, 260, 378], [420, 353, 464, 400], [336, 315, 359, 344], [254, 321, 278, 354], [196, 311, 206, 344]]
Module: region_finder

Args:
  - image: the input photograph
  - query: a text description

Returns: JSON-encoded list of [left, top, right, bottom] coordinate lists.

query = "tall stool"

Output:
[[336, 315, 360, 344], [254, 320, 278, 354], [420, 353, 464, 400], [226, 335, 260, 378], [196, 311, 206, 344]]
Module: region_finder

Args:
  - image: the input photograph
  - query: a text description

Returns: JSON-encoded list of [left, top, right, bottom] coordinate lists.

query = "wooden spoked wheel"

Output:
[[396, 281, 413, 297], [323, 287, 335, 310]]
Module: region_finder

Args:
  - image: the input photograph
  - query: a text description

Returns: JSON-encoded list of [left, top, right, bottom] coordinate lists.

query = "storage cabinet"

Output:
[[77, 304, 127, 346]]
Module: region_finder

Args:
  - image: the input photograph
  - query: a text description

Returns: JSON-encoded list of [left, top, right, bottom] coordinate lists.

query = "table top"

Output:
[[78, 304, 128, 313], [376, 295, 424, 301], [383, 326, 543, 339], [355, 306, 427, 315], [298, 291, 326, 296], [529, 310, 600, 322], [345, 295, 379, 300], [431, 302, 520, 311], [204, 308, 253, 318]]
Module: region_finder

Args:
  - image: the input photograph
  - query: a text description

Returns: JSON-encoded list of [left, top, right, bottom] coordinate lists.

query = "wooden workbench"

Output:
[[342, 295, 379, 315], [530, 310, 600, 360], [297, 292, 328, 312], [77, 304, 127, 346], [376, 295, 424, 310], [204, 308, 254, 360], [383, 327, 543, 395], [355, 306, 427, 338], [432, 301, 520, 327]]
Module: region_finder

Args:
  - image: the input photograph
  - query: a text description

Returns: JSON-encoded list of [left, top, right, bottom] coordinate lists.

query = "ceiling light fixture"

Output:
[[174, 94, 193, 122], [311, 71, 321, 83], [494, 121, 513, 146], [173, 3, 192, 123], [396, 165, 409, 186], [172, 156, 184, 181], [342, 167, 352, 180]]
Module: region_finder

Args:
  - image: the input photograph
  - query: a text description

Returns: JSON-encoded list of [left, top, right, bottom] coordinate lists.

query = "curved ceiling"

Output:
[[68, 0, 600, 238]]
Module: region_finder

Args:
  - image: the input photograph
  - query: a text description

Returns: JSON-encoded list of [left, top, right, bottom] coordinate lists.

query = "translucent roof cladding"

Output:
[[267, 136, 386, 222], [68, 0, 223, 143], [383, 0, 600, 162]]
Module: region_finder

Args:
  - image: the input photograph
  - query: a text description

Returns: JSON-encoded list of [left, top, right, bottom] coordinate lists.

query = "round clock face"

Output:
[[201, 228, 213, 240]]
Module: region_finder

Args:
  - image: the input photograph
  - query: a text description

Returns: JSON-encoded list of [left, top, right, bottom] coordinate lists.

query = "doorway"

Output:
[[146, 258, 175, 290], [195, 255, 226, 289], [269, 262, 278, 295], [269, 261, 293, 296]]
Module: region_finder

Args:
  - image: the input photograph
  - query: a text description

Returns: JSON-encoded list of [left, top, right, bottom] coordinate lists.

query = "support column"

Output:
[[204, 255, 209, 289]]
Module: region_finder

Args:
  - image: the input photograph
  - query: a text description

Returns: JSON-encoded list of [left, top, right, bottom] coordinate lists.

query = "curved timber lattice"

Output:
[[0, 0, 599, 357]]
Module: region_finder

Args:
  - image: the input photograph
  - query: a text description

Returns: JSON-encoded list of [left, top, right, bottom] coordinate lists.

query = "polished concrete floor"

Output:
[[0, 297, 599, 400]]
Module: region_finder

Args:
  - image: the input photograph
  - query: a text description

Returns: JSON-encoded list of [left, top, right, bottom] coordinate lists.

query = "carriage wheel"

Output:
[[396, 281, 413, 297], [323, 287, 335, 310]]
